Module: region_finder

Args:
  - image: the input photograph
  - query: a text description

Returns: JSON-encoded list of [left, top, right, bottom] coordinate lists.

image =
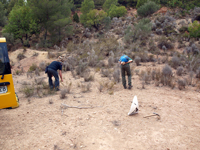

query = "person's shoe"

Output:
[[124, 86, 127, 89], [128, 85, 133, 89], [55, 88, 60, 91]]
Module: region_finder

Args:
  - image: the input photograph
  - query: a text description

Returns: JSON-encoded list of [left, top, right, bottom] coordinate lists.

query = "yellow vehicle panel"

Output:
[[0, 74, 18, 109]]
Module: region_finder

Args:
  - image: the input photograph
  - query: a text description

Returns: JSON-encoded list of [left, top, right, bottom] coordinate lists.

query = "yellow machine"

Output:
[[0, 37, 19, 109]]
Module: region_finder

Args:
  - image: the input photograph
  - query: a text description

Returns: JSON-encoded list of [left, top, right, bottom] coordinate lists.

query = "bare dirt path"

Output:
[[0, 68, 200, 150]]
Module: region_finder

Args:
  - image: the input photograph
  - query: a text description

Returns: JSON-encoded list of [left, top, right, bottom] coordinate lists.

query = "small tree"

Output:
[[86, 9, 107, 29], [80, 0, 95, 25], [108, 5, 127, 18], [188, 21, 200, 38], [73, 13, 79, 23], [103, 0, 117, 12], [0, 2, 7, 27], [137, 1, 160, 17], [3, 4, 39, 46]]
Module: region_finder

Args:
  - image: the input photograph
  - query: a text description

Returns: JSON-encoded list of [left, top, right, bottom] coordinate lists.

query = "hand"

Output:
[[121, 62, 125, 65], [61, 79, 63, 82]]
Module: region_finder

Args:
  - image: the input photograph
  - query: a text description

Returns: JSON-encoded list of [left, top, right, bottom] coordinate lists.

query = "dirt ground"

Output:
[[0, 49, 200, 150]]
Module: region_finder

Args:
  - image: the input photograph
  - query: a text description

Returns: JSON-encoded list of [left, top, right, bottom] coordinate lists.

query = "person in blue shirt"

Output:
[[46, 56, 64, 91], [119, 54, 133, 89]]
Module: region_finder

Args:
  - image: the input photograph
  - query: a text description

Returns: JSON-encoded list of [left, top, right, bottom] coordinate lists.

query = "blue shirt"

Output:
[[119, 55, 132, 62], [48, 61, 62, 71]]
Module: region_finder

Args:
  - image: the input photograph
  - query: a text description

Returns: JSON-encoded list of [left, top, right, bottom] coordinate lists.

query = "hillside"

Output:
[[1, 6, 200, 150]]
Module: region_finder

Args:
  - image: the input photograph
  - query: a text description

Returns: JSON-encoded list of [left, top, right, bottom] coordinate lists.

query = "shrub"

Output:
[[81, 83, 92, 93], [124, 26, 134, 44], [35, 68, 40, 76], [137, 1, 160, 17], [161, 64, 173, 86], [135, 56, 141, 66], [108, 5, 127, 18], [113, 68, 120, 83], [39, 61, 47, 71], [47, 51, 56, 59], [83, 71, 94, 82], [178, 79, 186, 90], [22, 85, 34, 97], [171, 56, 180, 69], [162, 64, 172, 77], [176, 66, 184, 76], [17, 53, 26, 60], [134, 18, 152, 40], [60, 89, 67, 99], [196, 67, 200, 78], [157, 36, 174, 50], [86, 9, 107, 28], [28, 64, 38, 72], [97, 81, 104, 92], [76, 60, 88, 76], [188, 21, 200, 38], [73, 13, 79, 23], [101, 68, 110, 77]]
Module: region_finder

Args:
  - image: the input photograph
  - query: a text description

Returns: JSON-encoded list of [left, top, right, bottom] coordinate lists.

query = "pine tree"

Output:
[[3, 4, 38, 46], [0, 2, 7, 26], [80, 0, 95, 25], [103, 0, 118, 12]]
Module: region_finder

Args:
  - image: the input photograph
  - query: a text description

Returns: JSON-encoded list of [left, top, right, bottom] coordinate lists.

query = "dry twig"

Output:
[[61, 103, 102, 109]]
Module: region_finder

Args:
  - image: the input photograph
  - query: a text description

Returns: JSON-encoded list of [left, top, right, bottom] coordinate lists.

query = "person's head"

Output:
[[57, 56, 64, 64]]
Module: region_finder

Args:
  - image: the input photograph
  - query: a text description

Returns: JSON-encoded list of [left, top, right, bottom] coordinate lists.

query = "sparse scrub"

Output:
[[35, 68, 40, 76], [76, 61, 88, 76], [22, 85, 34, 97], [32, 52, 39, 57], [81, 83, 92, 93], [101, 68, 110, 78], [196, 67, 200, 78], [178, 79, 186, 90], [176, 66, 184, 76], [113, 68, 120, 83], [135, 56, 141, 66], [39, 61, 46, 71], [67, 41, 77, 52], [142, 72, 151, 84], [88, 49, 98, 67], [161, 64, 173, 86], [17, 53, 26, 60], [162, 64, 173, 77], [47, 51, 56, 59], [137, 1, 160, 17], [15, 70, 23, 75], [157, 36, 174, 50], [170, 56, 180, 69], [84, 72, 94, 82], [28, 63, 38, 72], [188, 21, 200, 38], [107, 81, 115, 90], [60, 89, 67, 99], [98, 81, 104, 92]]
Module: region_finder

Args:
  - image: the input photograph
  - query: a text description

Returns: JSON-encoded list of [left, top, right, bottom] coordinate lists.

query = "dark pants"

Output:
[[47, 68, 59, 89], [121, 63, 132, 88]]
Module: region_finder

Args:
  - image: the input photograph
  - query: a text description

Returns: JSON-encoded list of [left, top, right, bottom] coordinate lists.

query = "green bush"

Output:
[[108, 5, 127, 18], [28, 63, 38, 72], [188, 21, 200, 38], [135, 18, 152, 40], [137, 1, 160, 17], [73, 13, 79, 23], [86, 9, 107, 28], [136, 0, 160, 8]]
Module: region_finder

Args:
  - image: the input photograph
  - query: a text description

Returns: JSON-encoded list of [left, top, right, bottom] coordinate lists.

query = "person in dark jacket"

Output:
[[119, 54, 133, 89], [46, 56, 64, 91]]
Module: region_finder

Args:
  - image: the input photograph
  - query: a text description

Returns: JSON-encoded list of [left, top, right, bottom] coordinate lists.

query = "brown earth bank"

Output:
[[0, 57, 200, 150]]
